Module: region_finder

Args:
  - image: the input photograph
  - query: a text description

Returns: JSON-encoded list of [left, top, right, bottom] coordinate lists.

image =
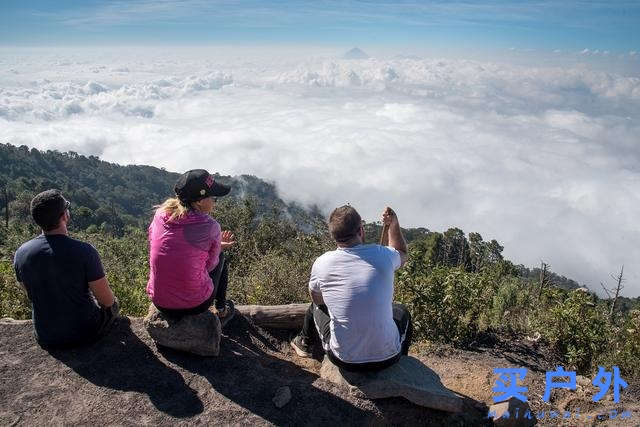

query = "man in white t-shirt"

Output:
[[291, 205, 413, 371]]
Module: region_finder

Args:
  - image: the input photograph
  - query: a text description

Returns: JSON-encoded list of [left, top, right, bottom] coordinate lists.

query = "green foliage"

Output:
[[396, 236, 639, 379], [395, 231, 518, 346], [0, 259, 31, 319], [396, 259, 492, 346], [80, 229, 151, 317], [486, 276, 533, 332], [404, 229, 505, 273], [0, 142, 330, 318], [0, 144, 179, 234], [0, 143, 322, 235], [241, 249, 312, 305], [363, 222, 430, 245], [597, 311, 640, 379], [533, 289, 609, 373], [0, 222, 38, 260], [215, 197, 333, 305], [516, 264, 582, 291], [396, 241, 527, 347]]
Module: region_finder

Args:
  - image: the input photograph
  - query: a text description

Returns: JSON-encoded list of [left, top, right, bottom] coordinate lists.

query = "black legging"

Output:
[[155, 252, 229, 317]]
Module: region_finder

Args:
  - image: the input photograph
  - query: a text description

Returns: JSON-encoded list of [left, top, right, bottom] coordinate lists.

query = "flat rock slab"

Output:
[[320, 355, 464, 413], [144, 305, 222, 356], [0, 316, 492, 425]]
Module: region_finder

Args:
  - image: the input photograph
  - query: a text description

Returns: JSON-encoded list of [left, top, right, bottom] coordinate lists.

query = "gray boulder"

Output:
[[320, 356, 463, 412], [143, 305, 221, 356]]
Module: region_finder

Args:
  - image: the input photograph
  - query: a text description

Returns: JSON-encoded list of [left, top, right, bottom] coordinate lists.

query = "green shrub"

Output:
[[219, 198, 333, 305], [0, 223, 39, 319], [236, 250, 310, 305], [597, 310, 640, 379], [395, 261, 494, 346], [488, 277, 533, 332], [0, 259, 31, 319], [81, 228, 150, 317], [532, 289, 609, 373]]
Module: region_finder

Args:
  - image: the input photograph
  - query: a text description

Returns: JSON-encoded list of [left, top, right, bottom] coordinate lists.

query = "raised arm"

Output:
[[382, 207, 408, 266]]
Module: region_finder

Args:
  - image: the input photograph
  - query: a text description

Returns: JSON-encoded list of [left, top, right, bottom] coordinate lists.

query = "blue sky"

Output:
[[1, 0, 638, 52]]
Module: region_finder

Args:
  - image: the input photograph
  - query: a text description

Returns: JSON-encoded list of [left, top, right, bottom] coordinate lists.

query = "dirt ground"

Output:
[[0, 315, 637, 426], [416, 333, 639, 426]]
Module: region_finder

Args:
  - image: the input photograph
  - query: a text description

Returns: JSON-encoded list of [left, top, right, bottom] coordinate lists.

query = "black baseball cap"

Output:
[[30, 189, 70, 231], [174, 169, 230, 204]]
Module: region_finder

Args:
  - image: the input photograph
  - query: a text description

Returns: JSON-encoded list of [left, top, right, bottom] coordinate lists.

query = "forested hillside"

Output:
[[0, 143, 319, 234]]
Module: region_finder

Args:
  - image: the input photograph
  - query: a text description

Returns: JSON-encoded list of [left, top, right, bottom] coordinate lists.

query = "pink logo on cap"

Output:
[[205, 175, 214, 187]]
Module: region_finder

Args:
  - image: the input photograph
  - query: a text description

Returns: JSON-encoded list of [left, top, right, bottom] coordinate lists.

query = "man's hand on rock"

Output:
[[221, 230, 236, 250]]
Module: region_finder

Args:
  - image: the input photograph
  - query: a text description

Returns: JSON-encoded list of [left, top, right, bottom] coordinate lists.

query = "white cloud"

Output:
[[1, 48, 639, 295]]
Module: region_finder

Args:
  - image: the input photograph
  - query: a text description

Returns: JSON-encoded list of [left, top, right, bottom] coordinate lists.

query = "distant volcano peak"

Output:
[[343, 47, 370, 59]]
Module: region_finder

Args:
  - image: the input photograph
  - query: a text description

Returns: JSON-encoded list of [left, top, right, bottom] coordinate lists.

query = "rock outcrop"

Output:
[[143, 305, 222, 356], [0, 316, 493, 425], [319, 355, 464, 413]]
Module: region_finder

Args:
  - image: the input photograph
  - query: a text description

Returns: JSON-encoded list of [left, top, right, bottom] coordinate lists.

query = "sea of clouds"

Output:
[[1, 47, 639, 294]]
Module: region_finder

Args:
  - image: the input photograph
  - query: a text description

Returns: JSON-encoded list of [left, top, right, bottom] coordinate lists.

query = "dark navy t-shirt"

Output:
[[13, 234, 105, 346]]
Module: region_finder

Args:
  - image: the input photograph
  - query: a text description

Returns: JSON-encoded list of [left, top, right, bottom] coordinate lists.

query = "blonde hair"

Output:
[[155, 197, 190, 222]]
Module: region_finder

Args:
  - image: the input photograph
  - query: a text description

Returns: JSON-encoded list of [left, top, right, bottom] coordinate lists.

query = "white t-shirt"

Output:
[[309, 244, 402, 363]]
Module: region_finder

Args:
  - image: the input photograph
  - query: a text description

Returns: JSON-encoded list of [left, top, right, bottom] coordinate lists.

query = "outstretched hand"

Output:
[[220, 230, 236, 250]]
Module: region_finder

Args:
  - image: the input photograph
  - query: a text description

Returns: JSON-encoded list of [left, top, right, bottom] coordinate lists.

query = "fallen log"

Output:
[[2, 305, 310, 329], [235, 303, 308, 329]]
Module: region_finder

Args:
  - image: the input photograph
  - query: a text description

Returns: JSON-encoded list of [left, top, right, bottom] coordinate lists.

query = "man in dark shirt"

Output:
[[13, 189, 119, 347]]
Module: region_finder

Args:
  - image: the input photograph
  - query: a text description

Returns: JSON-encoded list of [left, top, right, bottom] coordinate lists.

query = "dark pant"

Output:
[[96, 299, 120, 337], [300, 302, 413, 372], [155, 252, 229, 317], [39, 300, 120, 349]]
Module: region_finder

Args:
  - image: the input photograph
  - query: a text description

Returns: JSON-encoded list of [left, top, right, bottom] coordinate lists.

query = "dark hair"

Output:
[[329, 205, 362, 243], [30, 189, 68, 231]]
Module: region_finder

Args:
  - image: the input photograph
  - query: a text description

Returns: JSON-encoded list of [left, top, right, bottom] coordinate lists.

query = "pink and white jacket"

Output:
[[146, 209, 221, 309]]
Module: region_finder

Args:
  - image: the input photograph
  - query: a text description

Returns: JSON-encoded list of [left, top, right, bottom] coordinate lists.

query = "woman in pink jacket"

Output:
[[147, 169, 235, 318]]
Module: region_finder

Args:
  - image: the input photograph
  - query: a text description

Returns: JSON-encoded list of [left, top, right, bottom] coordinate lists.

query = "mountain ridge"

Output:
[[0, 143, 319, 233]]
